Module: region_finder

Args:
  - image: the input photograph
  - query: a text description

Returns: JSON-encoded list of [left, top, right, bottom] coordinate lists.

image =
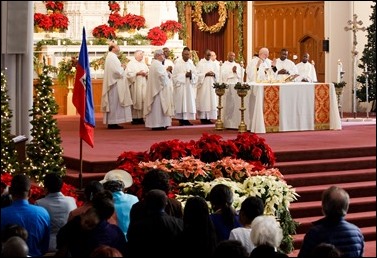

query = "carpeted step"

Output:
[[276, 156, 375, 175], [294, 211, 376, 235], [293, 226, 376, 250], [276, 146, 376, 163], [294, 181, 376, 202], [63, 169, 107, 189], [63, 156, 118, 173], [289, 196, 376, 218], [284, 168, 376, 187]]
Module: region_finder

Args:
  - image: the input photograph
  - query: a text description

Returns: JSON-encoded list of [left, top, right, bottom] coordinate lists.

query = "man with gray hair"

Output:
[[126, 49, 149, 125], [143, 49, 174, 130], [298, 186, 364, 257]]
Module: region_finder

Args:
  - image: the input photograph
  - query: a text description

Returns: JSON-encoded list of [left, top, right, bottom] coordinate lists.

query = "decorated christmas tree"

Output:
[[356, 2, 376, 112], [1, 71, 20, 174], [23, 62, 66, 182]]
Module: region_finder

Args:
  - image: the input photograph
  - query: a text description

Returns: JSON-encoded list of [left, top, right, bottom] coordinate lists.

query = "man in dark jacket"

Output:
[[298, 186, 364, 257]]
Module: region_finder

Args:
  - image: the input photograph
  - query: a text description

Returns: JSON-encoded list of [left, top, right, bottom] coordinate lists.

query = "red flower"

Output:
[[108, 13, 124, 29], [160, 20, 182, 33], [108, 2, 120, 12], [49, 12, 69, 30], [44, 1, 64, 12], [123, 13, 145, 30], [92, 24, 116, 39], [34, 13, 53, 30], [147, 27, 167, 46]]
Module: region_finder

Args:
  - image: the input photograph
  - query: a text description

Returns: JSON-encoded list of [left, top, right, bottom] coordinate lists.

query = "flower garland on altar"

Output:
[[192, 1, 228, 34]]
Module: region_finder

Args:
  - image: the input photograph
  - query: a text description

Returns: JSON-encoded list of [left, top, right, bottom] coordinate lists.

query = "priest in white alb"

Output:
[[295, 53, 318, 82], [143, 49, 174, 130], [101, 42, 133, 129]]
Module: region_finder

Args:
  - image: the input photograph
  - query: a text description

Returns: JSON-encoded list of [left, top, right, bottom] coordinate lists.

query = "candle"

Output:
[[337, 59, 343, 83], [124, 41, 127, 46]]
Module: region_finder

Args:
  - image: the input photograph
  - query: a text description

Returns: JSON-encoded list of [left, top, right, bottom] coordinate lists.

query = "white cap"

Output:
[[100, 169, 133, 188]]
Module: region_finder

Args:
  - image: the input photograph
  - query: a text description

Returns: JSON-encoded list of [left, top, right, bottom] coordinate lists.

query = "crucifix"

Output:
[[344, 14, 366, 118]]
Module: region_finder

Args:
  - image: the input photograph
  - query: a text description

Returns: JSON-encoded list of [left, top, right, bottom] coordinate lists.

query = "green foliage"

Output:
[[356, 2, 376, 110], [1, 71, 20, 174], [22, 62, 66, 182]]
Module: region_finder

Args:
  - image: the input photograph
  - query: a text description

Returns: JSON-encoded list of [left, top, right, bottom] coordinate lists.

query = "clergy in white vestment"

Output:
[[246, 47, 272, 82], [295, 53, 318, 82], [271, 48, 298, 82], [196, 49, 219, 124], [172, 47, 198, 126], [220, 51, 246, 129], [143, 49, 174, 130], [101, 43, 133, 129], [126, 50, 149, 124]]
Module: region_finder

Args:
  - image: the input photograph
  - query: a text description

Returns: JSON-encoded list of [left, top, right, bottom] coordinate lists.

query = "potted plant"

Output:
[[34, 13, 53, 32], [49, 12, 69, 32], [57, 56, 78, 87], [160, 20, 182, 39], [92, 24, 116, 39], [147, 27, 167, 46], [123, 13, 146, 31]]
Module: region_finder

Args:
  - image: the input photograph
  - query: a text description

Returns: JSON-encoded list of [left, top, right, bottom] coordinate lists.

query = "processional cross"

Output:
[[344, 14, 366, 118]]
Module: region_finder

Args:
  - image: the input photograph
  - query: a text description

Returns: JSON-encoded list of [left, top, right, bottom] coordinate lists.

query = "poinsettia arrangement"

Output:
[[49, 12, 69, 30], [1, 172, 82, 206], [92, 24, 116, 39], [34, 13, 53, 31], [123, 13, 145, 30], [44, 1, 64, 12], [160, 20, 182, 33], [108, 1, 120, 12], [147, 27, 168, 46]]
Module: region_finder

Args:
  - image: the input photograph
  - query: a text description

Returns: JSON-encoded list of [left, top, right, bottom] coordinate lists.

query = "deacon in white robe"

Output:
[[220, 51, 246, 129], [172, 47, 198, 125], [295, 53, 318, 82], [101, 43, 133, 129], [195, 49, 219, 124], [143, 49, 174, 130], [271, 48, 298, 82], [126, 50, 149, 124], [246, 47, 272, 82]]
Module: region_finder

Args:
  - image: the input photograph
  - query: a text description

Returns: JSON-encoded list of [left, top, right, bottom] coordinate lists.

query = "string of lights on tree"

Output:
[[1, 71, 20, 174], [22, 60, 66, 182]]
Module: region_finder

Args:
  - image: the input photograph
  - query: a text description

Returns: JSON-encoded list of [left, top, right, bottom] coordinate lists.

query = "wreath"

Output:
[[192, 1, 227, 34]]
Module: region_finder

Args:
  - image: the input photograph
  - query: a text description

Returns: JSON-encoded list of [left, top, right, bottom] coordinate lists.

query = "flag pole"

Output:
[[79, 138, 83, 190]]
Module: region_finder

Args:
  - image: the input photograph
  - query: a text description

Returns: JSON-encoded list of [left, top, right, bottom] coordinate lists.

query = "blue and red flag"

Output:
[[72, 27, 95, 147]]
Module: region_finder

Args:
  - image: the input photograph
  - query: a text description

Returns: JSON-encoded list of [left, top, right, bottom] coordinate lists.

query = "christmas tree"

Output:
[[1, 71, 20, 174], [23, 62, 66, 182], [356, 2, 376, 112]]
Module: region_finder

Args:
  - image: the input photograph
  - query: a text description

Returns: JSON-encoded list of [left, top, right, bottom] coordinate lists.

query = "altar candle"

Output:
[[337, 59, 343, 82]]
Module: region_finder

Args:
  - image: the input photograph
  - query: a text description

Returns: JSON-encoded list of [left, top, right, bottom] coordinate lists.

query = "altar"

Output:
[[224, 82, 342, 133]]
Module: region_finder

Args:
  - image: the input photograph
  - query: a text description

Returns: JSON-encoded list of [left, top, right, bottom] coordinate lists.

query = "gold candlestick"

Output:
[[235, 82, 251, 133], [213, 83, 228, 131]]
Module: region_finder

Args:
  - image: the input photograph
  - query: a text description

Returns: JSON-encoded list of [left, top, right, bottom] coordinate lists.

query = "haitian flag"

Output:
[[72, 27, 95, 147]]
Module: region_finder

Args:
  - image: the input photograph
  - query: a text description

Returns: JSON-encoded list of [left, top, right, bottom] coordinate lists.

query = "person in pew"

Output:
[[1, 174, 50, 257], [249, 215, 288, 258], [295, 53, 318, 82], [298, 186, 364, 258]]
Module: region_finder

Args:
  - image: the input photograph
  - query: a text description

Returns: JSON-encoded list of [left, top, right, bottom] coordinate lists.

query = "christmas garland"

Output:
[[192, 1, 227, 34]]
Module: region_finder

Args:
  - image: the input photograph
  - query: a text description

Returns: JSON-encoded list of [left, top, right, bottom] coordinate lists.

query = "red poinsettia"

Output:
[[49, 12, 69, 30], [92, 24, 116, 39], [124, 13, 145, 30], [147, 27, 167, 46], [34, 13, 53, 31], [44, 1, 64, 12], [108, 2, 120, 12], [160, 20, 182, 33], [108, 13, 125, 29]]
